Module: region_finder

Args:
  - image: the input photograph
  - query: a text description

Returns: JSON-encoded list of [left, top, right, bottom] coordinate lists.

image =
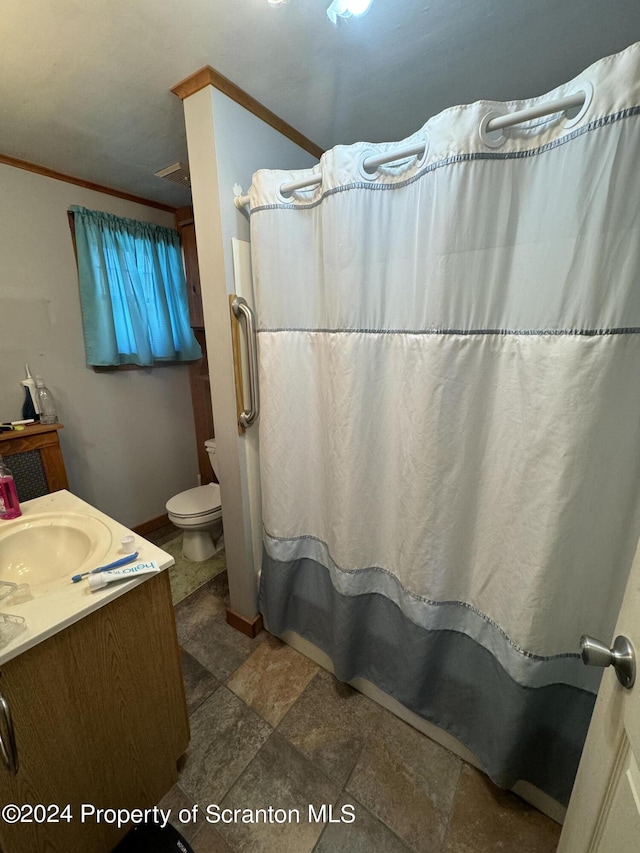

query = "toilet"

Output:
[[166, 439, 223, 561]]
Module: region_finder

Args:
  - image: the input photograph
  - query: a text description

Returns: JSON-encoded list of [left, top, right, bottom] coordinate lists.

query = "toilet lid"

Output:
[[166, 483, 221, 518]]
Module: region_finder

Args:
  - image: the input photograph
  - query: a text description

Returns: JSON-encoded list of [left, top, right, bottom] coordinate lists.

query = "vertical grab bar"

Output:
[[0, 690, 18, 775], [231, 296, 260, 429]]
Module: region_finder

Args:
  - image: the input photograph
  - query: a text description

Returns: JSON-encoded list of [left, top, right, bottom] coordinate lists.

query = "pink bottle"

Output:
[[0, 455, 21, 520]]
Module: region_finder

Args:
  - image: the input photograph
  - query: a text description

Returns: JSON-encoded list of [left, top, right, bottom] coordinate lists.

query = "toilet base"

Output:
[[180, 520, 224, 562], [182, 529, 216, 562]]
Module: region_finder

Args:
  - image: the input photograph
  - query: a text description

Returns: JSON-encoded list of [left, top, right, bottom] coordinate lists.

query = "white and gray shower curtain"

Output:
[[249, 43, 640, 804]]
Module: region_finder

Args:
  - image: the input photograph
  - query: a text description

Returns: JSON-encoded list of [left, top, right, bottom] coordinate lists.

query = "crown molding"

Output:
[[172, 66, 323, 160], [0, 154, 177, 212]]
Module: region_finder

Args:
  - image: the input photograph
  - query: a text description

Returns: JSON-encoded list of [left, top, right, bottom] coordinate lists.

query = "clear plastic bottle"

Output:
[[0, 456, 22, 520], [35, 376, 57, 425]]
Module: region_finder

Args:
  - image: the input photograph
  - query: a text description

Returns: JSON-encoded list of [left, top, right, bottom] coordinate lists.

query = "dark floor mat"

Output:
[[112, 822, 194, 852]]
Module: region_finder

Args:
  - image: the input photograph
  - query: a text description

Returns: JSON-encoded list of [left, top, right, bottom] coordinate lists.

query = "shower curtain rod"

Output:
[[234, 90, 586, 209]]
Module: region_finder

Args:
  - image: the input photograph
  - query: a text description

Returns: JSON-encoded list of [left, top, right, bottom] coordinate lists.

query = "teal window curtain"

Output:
[[70, 205, 202, 367]]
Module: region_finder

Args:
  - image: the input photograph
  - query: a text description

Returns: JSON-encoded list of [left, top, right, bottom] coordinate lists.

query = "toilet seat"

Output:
[[166, 483, 221, 519]]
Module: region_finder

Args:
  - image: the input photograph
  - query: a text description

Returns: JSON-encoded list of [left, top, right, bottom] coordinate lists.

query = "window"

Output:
[[69, 206, 201, 367]]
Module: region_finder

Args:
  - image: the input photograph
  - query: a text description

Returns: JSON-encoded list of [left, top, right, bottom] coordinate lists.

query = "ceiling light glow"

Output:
[[345, 0, 372, 14], [327, 0, 373, 24]]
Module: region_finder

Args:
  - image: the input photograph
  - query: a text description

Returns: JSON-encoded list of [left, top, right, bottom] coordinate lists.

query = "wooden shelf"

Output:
[[0, 422, 64, 444], [0, 422, 69, 494]]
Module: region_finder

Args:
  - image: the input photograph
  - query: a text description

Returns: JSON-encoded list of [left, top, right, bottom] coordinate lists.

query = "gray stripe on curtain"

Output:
[[259, 551, 596, 806], [264, 532, 598, 692], [257, 327, 640, 337]]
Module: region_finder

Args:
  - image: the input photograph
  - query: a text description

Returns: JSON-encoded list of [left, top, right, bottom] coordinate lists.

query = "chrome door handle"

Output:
[[580, 634, 635, 689], [0, 690, 18, 775], [231, 296, 260, 429]]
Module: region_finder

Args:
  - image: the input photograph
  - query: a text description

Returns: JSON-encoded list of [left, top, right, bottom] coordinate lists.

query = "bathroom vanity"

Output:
[[0, 492, 189, 852]]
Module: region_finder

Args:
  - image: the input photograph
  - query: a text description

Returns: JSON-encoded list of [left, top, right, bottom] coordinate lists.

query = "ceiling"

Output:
[[2, 0, 640, 209]]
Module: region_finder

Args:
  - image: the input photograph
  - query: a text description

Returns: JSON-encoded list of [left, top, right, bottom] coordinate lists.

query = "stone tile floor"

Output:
[[160, 571, 562, 853]]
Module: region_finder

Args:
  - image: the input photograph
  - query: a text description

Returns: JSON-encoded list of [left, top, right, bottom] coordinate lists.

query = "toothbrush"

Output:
[[71, 551, 140, 583]]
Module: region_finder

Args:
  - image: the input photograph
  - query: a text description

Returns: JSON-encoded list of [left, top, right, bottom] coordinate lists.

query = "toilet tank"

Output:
[[204, 439, 219, 481]]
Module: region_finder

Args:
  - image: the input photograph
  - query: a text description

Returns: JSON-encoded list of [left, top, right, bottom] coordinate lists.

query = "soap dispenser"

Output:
[[20, 364, 39, 420], [0, 456, 21, 520]]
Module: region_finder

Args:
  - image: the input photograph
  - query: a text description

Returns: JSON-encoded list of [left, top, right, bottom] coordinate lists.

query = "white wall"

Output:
[[0, 163, 199, 527], [183, 85, 317, 618], [212, 89, 319, 596], [209, 88, 318, 285]]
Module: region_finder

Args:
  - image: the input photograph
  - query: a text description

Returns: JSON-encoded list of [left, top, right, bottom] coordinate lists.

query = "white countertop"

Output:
[[0, 490, 174, 666]]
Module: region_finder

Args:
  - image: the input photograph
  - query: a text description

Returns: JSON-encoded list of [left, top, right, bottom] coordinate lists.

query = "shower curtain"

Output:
[[249, 43, 640, 805]]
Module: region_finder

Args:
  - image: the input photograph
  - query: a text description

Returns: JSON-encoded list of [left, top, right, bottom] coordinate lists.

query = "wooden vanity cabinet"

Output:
[[0, 572, 189, 853]]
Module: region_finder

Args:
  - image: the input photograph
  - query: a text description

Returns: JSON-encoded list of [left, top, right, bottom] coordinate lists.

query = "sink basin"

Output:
[[0, 512, 113, 592]]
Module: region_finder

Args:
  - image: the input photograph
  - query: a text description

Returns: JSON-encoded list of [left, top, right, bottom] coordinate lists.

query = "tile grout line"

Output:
[[177, 684, 275, 821], [439, 759, 465, 853], [177, 611, 262, 684], [340, 724, 412, 848], [190, 820, 235, 852], [309, 757, 354, 853], [178, 647, 221, 717], [339, 728, 454, 853], [271, 670, 364, 792], [211, 731, 307, 853], [268, 668, 323, 726], [330, 787, 417, 853]]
